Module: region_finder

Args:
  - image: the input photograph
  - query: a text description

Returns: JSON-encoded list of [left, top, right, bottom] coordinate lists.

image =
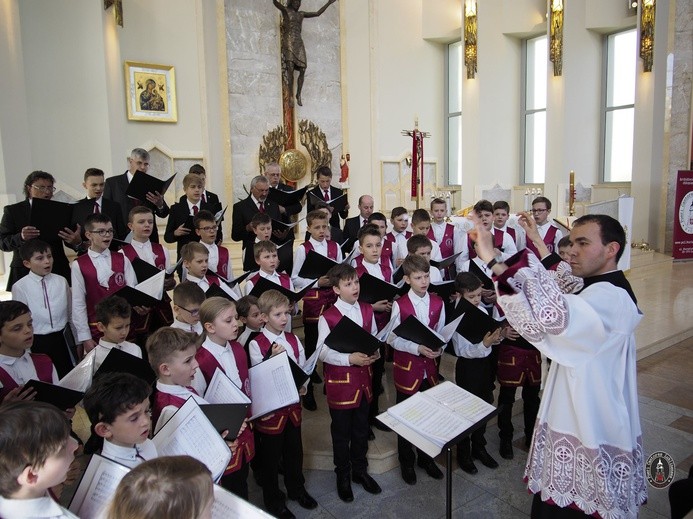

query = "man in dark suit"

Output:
[[0, 171, 82, 289], [342, 194, 374, 252], [103, 148, 169, 243], [71, 168, 127, 251], [264, 162, 303, 273], [306, 166, 349, 228], [232, 175, 281, 271]]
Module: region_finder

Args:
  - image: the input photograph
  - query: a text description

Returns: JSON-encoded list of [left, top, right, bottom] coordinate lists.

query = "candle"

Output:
[[524, 189, 530, 211], [569, 170, 576, 216]]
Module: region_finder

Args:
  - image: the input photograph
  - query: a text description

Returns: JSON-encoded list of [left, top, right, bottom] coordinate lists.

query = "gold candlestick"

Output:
[[569, 170, 575, 217]]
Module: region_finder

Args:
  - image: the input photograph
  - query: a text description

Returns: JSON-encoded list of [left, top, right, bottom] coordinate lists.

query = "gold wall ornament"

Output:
[[464, 0, 477, 79], [549, 0, 563, 77], [258, 126, 288, 174], [298, 120, 332, 184], [639, 0, 656, 73], [279, 149, 308, 182], [104, 0, 123, 27]]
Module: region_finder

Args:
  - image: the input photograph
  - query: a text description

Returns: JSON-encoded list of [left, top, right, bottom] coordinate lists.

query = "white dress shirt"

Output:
[[129, 238, 170, 267], [0, 494, 78, 519], [71, 249, 137, 342], [185, 274, 239, 300], [451, 300, 493, 358], [171, 318, 203, 335], [186, 199, 201, 215], [249, 328, 305, 367], [0, 351, 59, 387], [490, 226, 518, 260], [388, 290, 446, 359], [237, 326, 261, 347], [154, 381, 209, 433], [494, 223, 526, 251], [101, 438, 158, 468], [94, 339, 142, 371], [317, 298, 378, 367], [244, 269, 294, 295], [201, 241, 232, 278], [389, 231, 411, 264], [355, 258, 387, 281], [291, 237, 343, 290], [12, 272, 70, 334], [192, 337, 243, 395], [429, 221, 449, 245]]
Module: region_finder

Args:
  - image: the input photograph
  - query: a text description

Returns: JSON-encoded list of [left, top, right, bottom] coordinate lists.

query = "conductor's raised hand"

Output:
[[517, 211, 540, 241], [469, 214, 495, 264]]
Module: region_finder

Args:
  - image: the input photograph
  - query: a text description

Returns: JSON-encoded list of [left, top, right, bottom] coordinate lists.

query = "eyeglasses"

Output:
[[178, 305, 200, 317], [197, 225, 218, 232], [31, 185, 57, 193], [89, 229, 115, 236], [531, 209, 548, 214]]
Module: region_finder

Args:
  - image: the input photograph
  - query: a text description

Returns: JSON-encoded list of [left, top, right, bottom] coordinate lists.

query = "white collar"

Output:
[[408, 289, 430, 304], [0, 350, 30, 367], [186, 199, 200, 211], [127, 171, 134, 183], [0, 494, 70, 518], [26, 271, 48, 284], [260, 269, 279, 280], [309, 237, 327, 248], [261, 328, 284, 342], [202, 337, 230, 357], [98, 339, 123, 350], [186, 274, 204, 284], [102, 439, 140, 462], [335, 297, 360, 314], [131, 238, 151, 249], [156, 381, 197, 398], [201, 241, 216, 251], [87, 248, 110, 259], [250, 195, 264, 206]]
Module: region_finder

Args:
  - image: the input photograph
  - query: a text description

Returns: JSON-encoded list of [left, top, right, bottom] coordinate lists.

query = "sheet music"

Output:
[[248, 353, 299, 420], [68, 454, 130, 519], [166, 257, 184, 275], [215, 206, 227, 222], [438, 313, 465, 343], [424, 381, 496, 424], [212, 485, 274, 518], [376, 412, 441, 459], [302, 343, 322, 376], [204, 368, 251, 404], [376, 317, 397, 342], [152, 397, 231, 482], [135, 269, 165, 300], [58, 350, 95, 392]]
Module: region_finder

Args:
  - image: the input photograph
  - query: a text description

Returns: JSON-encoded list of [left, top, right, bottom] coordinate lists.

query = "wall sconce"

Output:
[[464, 0, 477, 79], [549, 0, 563, 76], [639, 0, 655, 72]]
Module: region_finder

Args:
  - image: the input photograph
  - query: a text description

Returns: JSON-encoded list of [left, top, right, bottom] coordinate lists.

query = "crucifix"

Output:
[[402, 118, 430, 209]]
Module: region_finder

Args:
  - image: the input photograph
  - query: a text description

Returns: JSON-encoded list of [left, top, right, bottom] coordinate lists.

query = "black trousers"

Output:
[[303, 322, 320, 388], [32, 330, 74, 378], [498, 385, 541, 442], [259, 423, 305, 510], [455, 357, 494, 452], [329, 396, 370, 477], [396, 379, 435, 467], [368, 345, 385, 422], [219, 462, 249, 500], [531, 494, 592, 518]]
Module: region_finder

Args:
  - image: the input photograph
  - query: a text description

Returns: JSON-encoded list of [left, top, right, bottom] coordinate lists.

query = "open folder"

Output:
[[68, 454, 130, 519], [212, 484, 274, 519], [356, 273, 408, 304], [248, 352, 299, 420], [125, 171, 176, 201], [24, 380, 84, 410], [93, 347, 157, 385], [267, 186, 307, 207], [30, 198, 74, 242], [449, 299, 505, 345], [203, 368, 252, 405], [308, 191, 348, 214], [113, 284, 161, 308], [297, 250, 339, 279], [248, 276, 317, 302], [324, 316, 383, 356], [392, 313, 464, 350], [429, 252, 461, 270], [153, 397, 231, 482]]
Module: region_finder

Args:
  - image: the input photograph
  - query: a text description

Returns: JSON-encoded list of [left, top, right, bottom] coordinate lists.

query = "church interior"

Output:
[[0, 0, 691, 517]]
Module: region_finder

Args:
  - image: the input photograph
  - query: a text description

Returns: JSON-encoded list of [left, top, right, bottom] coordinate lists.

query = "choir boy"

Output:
[[367, 212, 394, 267], [236, 295, 263, 349], [91, 296, 142, 371], [70, 213, 137, 353], [180, 242, 237, 299], [395, 209, 442, 264], [557, 235, 572, 262], [528, 196, 563, 255], [244, 241, 294, 295], [170, 282, 205, 335], [183, 163, 221, 208], [195, 210, 232, 279], [291, 210, 343, 411], [387, 255, 445, 485], [385, 207, 411, 266], [493, 200, 525, 251], [428, 197, 457, 259], [248, 290, 317, 517], [243, 212, 272, 272], [12, 240, 74, 377], [316, 264, 382, 502], [406, 235, 443, 282]]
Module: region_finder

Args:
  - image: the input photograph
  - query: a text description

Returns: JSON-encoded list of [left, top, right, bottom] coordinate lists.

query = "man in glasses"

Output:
[[0, 171, 82, 289], [527, 196, 563, 256]]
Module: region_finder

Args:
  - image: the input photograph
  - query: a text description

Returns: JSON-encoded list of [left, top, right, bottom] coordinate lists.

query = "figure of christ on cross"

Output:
[[272, 0, 337, 107]]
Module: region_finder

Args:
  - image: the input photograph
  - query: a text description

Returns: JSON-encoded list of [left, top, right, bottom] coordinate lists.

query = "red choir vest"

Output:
[[321, 304, 374, 410], [76, 252, 126, 340], [216, 245, 230, 278], [252, 333, 302, 433], [301, 240, 338, 322], [468, 230, 505, 260], [0, 353, 53, 401], [205, 274, 220, 286], [526, 225, 558, 257], [152, 390, 188, 428], [195, 342, 255, 472], [393, 293, 443, 395], [427, 224, 455, 258]]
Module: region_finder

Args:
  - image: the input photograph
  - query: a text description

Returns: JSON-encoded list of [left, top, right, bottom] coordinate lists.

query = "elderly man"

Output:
[[342, 195, 374, 252], [103, 148, 170, 243], [232, 175, 281, 271]]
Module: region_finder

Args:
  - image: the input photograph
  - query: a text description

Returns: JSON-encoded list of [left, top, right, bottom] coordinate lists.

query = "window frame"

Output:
[[445, 40, 462, 186], [521, 34, 548, 185]]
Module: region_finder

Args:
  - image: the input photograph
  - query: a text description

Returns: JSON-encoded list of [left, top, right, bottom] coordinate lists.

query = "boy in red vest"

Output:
[[316, 263, 382, 502], [248, 290, 317, 517], [71, 213, 137, 354], [181, 242, 238, 299], [428, 197, 457, 258], [292, 210, 342, 411], [528, 196, 563, 256], [195, 210, 232, 279], [493, 200, 525, 251], [0, 301, 58, 403], [367, 212, 394, 267], [385, 206, 411, 267], [121, 206, 174, 336], [245, 241, 294, 294], [388, 255, 446, 485]]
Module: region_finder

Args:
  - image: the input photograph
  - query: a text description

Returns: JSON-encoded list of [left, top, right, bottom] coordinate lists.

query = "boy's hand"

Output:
[[173, 224, 191, 237], [83, 339, 97, 353], [3, 385, 36, 403], [349, 352, 374, 366], [270, 343, 286, 357], [317, 275, 331, 288], [164, 277, 176, 291], [482, 328, 502, 348], [372, 299, 390, 312], [299, 386, 307, 396], [417, 345, 440, 359], [65, 407, 76, 420]]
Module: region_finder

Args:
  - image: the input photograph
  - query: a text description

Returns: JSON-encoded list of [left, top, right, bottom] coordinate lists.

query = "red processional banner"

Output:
[[672, 170, 693, 260]]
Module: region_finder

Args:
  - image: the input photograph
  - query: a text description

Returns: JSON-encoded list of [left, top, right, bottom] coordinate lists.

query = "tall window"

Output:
[[521, 35, 548, 184], [446, 41, 462, 185], [602, 29, 636, 182]]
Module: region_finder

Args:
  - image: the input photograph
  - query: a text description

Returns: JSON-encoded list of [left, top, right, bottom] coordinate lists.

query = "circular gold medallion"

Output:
[[279, 149, 308, 182]]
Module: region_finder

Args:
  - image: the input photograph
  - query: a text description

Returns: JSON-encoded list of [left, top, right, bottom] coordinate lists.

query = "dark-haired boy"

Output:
[[91, 296, 142, 371], [83, 372, 157, 467], [385, 207, 411, 266], [316, 264, 381, 502], [236, 295, 263, 348], [0, 301, 58, 403], [493, 200, 525, 251], [388, 255, 446, 484], [306, 166, 349, 228], [12, 240, 74, 377], [367, 212, 393, 267], [244, 212, 272, 272], [0, 401, 79, 518], [170, 282, 205, 335], [528, 196, 562, 256], [195, 210, 232, 279], [71, 213, 137, 353], [428, 197, 457, 259]]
